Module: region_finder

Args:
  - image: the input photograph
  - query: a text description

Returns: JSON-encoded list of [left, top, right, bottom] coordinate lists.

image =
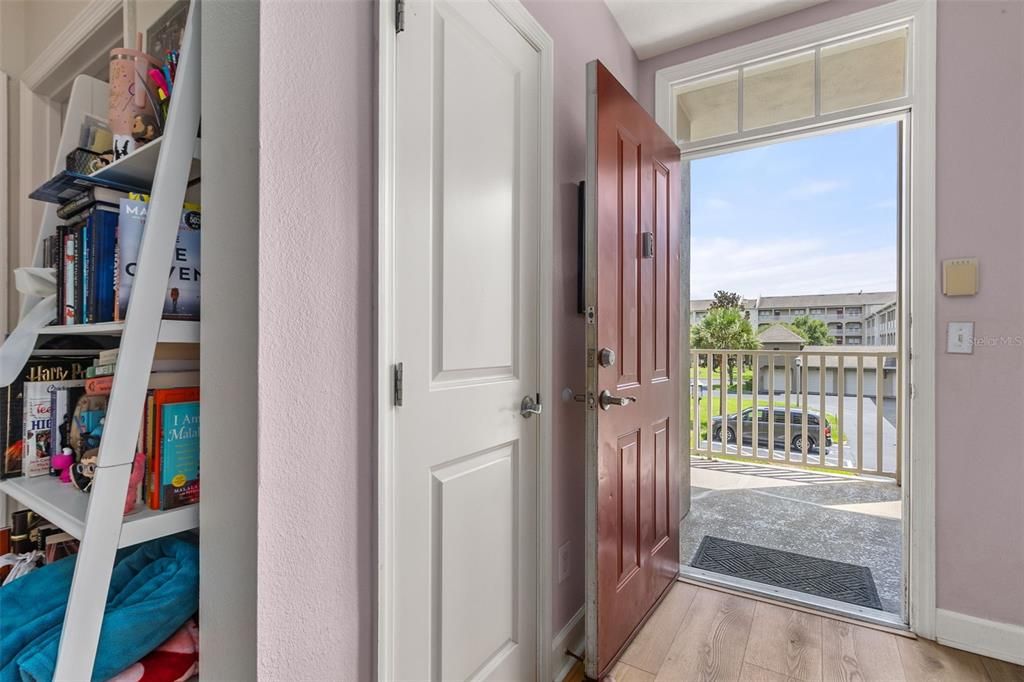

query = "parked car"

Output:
[[711, 407, 832, 453]]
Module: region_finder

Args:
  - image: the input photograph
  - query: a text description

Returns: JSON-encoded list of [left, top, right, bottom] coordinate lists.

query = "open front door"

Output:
[[584, 60, 683, 679]]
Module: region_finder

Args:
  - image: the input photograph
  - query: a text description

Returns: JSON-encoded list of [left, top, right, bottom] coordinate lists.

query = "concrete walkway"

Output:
[[682, 457, 903, 615]]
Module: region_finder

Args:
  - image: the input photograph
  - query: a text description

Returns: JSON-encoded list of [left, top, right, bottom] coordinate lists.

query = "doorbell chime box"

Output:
[[942, 258, 978, 296]]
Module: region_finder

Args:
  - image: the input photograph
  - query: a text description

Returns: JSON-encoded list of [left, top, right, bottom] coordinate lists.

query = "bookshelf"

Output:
[[1, 2, 201, 677], [0, 475, 198, 548], [35, 319, 200, 343]]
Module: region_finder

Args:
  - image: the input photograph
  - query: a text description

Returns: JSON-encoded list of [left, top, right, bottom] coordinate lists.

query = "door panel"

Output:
[[585, 61, 683, 679], [394, 1, 542, 679]]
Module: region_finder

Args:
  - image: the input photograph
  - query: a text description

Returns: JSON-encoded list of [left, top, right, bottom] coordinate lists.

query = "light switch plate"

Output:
[[947, 321, 974, 354]]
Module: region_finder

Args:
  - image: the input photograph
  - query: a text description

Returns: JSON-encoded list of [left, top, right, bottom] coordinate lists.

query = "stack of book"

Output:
[[1, 348, 201, 511], [41, 190, 201, 326]]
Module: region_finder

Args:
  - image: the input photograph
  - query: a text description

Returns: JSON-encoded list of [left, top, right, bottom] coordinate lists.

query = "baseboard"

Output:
[[551, 607, 585, 681], [935, 608, 1024, 665]]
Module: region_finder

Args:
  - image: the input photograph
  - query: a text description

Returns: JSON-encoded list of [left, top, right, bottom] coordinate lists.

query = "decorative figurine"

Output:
[[124, 452, 146, 514], [52, 447, 75, 484], [71, 450, 97, 493], [131, 113, 160, 144]]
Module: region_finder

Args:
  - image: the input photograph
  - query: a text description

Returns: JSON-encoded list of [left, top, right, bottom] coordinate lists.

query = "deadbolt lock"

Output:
[[598, 348, 616, 367]]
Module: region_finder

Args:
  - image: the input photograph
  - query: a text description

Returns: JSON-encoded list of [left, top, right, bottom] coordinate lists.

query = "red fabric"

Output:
[[106, 619, 198, 682]]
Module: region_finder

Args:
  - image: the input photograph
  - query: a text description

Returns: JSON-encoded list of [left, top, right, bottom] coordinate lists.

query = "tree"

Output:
[[691, 307, 761, 383], [708, 290, 744, 314], [790, 315, 835, 346]]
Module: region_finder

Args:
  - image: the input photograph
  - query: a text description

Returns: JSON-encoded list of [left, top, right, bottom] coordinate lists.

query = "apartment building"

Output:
[[690, 298, 758, 324], [692, 292, 897, 346], [865, 299, 898, 345]]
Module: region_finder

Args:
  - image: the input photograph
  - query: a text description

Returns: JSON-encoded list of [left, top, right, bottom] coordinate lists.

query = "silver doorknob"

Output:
[[521, 393, 543, 418], [599, 390, 637, 411]]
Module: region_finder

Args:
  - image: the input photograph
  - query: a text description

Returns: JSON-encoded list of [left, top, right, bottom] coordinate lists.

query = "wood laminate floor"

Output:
[[565, 583, 1024, 682]]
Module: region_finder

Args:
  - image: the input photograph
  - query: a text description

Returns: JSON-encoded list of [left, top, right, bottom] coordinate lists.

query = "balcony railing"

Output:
[[690, 349, 900, 480]]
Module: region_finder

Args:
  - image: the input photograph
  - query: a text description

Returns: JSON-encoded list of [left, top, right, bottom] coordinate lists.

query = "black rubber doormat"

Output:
[[690, 536, 883, 610]]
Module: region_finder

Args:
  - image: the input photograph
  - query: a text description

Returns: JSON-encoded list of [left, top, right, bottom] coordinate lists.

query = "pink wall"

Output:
[[258, 0, 375, 679], [254, 0, 1022, 674], [933, 0, 1024, 626], [636, 0, 1024, 628], [518, 0, 640, 634]]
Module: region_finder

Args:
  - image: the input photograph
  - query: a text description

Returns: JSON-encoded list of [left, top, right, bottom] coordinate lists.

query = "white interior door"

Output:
[[391, 0, 544, 679]]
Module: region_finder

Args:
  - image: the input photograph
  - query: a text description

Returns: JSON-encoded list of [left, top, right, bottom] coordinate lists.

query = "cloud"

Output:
[[690, 236, 896, 299], [704, 197, 732, 211], [786, 179, 844, 199]]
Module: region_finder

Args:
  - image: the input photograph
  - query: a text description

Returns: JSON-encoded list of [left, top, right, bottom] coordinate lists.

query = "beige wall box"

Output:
[[942, 257, 978, 296]]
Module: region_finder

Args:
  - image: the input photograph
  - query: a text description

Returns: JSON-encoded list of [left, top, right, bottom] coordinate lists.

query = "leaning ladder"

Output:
[[48, 4, 201, 677]]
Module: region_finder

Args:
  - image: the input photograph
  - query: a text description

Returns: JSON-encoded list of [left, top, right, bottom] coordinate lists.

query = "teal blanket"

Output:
[[0, 536, 198, 682]]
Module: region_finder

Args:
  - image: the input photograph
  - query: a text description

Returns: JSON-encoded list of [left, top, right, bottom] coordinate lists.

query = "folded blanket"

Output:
[[0, 537, 198, 682]]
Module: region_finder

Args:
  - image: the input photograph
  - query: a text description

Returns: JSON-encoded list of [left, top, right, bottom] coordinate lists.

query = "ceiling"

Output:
[[604, 0, 831, 60]]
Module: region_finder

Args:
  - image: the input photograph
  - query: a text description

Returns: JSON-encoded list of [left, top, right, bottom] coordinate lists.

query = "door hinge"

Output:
[[393, 362, 404, 406], [396, 0, 405, 33]]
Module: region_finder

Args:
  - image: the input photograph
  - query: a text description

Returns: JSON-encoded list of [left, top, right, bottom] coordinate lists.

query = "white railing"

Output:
[[690, 349, 900, 479]]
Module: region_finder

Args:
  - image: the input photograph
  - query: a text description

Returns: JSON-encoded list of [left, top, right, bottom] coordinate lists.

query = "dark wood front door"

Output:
[[584, 60, 683, 679]]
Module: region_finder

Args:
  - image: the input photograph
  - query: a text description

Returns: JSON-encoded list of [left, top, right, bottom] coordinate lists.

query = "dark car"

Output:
[[711, 406, 832, 453]]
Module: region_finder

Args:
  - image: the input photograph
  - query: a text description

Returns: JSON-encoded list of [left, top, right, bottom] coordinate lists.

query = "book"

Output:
[[28, 168, 145, 205], [86, 364, 116, 378], [49, 382, 87, 470], [97, 348, 120, 365], [1, 356, 92, 479], [117, 197, 201, 321], [22, 384, 54, 477], [60, 226, 76, 325], [149, 387, 199, 509], [159, 400, 199, 509], [56, 186, 126, 221], [85, 370, 199, 397]]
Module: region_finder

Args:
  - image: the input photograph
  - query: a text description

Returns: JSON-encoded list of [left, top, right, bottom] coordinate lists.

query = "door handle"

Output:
[[599, 390, 637, 411], [521, 393, 543, 418]]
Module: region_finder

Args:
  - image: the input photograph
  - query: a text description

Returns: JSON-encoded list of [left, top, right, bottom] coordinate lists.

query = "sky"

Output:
[[690, 121, 898, 300]]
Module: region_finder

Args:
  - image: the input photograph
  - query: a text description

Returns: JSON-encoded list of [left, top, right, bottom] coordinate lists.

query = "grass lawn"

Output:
[[691, 395, 845, 444]]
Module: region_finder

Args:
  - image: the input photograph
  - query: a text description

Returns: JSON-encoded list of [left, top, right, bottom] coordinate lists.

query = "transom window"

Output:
[[661, 23, 912, 149]]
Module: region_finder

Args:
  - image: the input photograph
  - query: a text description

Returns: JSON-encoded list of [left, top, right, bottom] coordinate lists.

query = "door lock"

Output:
[[520, 393, 543, 418], [598, 347, 616, 367], [598, 390, 637, 410]]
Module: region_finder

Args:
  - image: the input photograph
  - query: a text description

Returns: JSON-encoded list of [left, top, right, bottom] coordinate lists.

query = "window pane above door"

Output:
[[675, 71, 738, 142], [820, 27, 907, 113], [742, 51, 815, 131]]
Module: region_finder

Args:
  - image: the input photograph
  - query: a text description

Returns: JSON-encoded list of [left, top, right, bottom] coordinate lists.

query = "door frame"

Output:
[[376, 1, 555, 679], [654, 0, 937, 638]]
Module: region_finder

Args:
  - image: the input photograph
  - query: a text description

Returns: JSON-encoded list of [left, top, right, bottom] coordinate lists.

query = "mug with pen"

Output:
[[108, 33, 163, 160]]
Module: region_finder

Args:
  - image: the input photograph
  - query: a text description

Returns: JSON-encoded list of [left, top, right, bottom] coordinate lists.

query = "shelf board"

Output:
[[37, 320, 199, 343], [90, 136, 201, 189], [0, 475, 198, 548]]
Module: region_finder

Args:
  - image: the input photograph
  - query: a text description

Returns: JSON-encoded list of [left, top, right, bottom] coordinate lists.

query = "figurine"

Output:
[[52, 447, 75, 484], [124, 452, 146, 514], [71, 450, 97, 493], [131, 113, 159, 144]]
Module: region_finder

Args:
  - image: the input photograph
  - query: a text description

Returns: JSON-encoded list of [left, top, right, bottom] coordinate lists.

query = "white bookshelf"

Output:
[[91, 134, 201, 188], [1, 2, 202, 677], [0, 475, 198, 548], [36, 319, 199, 342]]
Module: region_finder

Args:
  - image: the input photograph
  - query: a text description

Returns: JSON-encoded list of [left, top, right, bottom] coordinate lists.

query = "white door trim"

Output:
[[655, 0, 937, 639], [376, 1, 555, 679]]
